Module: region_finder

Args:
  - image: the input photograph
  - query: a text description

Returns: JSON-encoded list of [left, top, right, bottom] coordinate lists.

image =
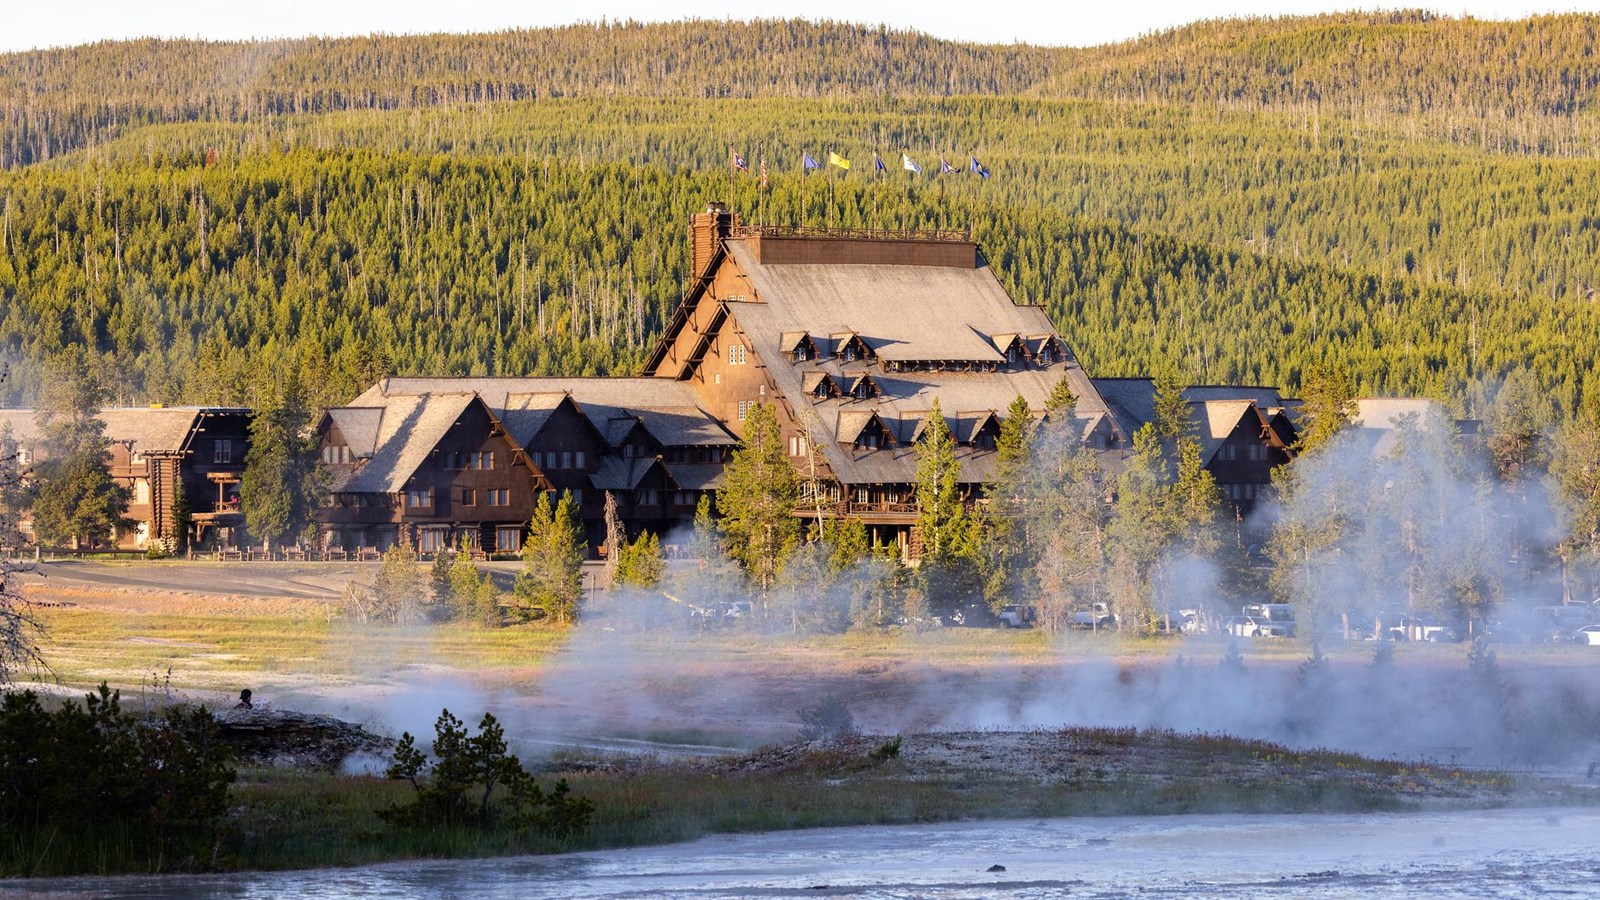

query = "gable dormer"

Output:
[[846, 373, 881, 401], [838, 409, 895, 451], [964, 410, 1002, 450], [834, 332, 873, 364], [992, 333, 1024, 365], [1026, 334, 1064, 366], [802, 371, 842, 400], [780, 331, 821, 363]]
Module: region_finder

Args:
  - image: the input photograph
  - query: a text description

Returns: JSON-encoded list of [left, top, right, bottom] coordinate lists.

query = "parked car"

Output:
[[1572, 625, 1600, 646], [1070, 602, 1117, 631], [1243, 603, 1297, 637], [997, 604, 1037, 628], [1222, 615, 1271, 638]]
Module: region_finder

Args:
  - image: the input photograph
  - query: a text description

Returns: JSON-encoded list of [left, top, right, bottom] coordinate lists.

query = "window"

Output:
[[570, 489, 583, 506], [417, 527, 449, 554], [674, 491, 693, 506], [213, 439, 233, 464], [487, 488, 510, 506], [1007, 345, 1019, 363], [133, 479, 150, 504], [737, 401, 749, 420], [1247, 444, 1267, 461], [715, 373, 722, 384], [730, 344, 747, 365], [560, 450, 572, 470], [859, 432, 880, 450], [461, 488, 477, 506], [1219, 444, 1237, 462], [790, 435, 809, 457], [856, 487, 870, 504], [496, 526, 523, 553], [130, 450, 144, 465], [15, 449, 31, 465], [794, 346, 809, 362], [637, 490, 659, 506], [324, 445, 354, 464], [406, 488, 433, 508], [574, 450, 586, 469]]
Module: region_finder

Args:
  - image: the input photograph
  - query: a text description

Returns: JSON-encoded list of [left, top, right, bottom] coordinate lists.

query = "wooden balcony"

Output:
[[794, 499, 918, 524]]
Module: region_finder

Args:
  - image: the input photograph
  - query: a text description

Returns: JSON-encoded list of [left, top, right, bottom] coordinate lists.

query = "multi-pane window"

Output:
[[323, 445, 353, 464], [730, 344, 747, 365], [560, 450, 572, 469], [417, 528, 449, 554], [574, 451, 586, 469], [496, 526, 522, 553], [637, 490, 659, 506], [737, 401, 749, 420], [461, 488, 477, 506], [213, 439, 233, 464], [487, 488, 510, 506], [789, 435, 809, 457], [570, 489, 583, 506], [405, 488, 433, 508]]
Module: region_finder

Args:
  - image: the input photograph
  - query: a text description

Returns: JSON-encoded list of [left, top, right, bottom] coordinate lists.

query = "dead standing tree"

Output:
[[0, 369, 46, 683]]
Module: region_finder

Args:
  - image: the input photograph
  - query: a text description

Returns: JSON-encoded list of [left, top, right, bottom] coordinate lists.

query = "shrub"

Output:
[[0, 685, 235, 875], [383, 709, 593, 839], [798, 695, 857, 741]]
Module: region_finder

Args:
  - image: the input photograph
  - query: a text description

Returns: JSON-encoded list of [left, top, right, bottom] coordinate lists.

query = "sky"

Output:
[[4, 0, 1596, 53]]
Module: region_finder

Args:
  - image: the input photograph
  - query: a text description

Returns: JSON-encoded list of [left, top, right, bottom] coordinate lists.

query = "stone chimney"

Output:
[[690, 202, 735, 280]]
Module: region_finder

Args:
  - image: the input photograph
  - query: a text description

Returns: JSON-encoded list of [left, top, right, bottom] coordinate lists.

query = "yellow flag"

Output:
[[827, 151, 850, 171]]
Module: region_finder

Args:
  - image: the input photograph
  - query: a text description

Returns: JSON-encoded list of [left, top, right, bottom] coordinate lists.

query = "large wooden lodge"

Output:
[[3, 203, 1314, 558]]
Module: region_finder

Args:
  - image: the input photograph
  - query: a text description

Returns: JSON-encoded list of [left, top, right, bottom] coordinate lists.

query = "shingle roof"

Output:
[[499, 392, 569, 446], [666, 463, 726, 491], [1091, 379, 1292, 466], [718, 238, 1121, 485], [0, 407, 228, 456], [326, 407, 383, 458], [1351, 397, 1453, 456], [356, 378, 729, 449], [590, 457, 663, 491], [332, 392, 477, 494]]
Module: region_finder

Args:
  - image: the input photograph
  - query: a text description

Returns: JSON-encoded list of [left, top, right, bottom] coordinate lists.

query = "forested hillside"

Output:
[[1, 15, 1596, 414]]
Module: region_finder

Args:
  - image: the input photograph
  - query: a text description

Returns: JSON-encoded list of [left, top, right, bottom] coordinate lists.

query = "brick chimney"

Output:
[[690, 202, 735, 280]]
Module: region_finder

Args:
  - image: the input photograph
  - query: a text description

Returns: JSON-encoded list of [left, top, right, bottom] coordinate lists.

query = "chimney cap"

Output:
[[705, 201, 730, 214]]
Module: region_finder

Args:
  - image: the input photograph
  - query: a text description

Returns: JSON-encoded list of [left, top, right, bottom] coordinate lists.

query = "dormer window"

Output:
[[794, 345, 809, 362], [844, 346, 857, 362], [1039, 346, 1054, 364]]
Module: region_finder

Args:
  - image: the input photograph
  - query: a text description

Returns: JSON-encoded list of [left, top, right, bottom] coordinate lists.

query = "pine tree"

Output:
[[1297, 363, 1356, 453], [1044, 376, 1078, 420], [30, 352, 129, 549], [241, 370, 323, 552], [615, 530, 663, 589], [718, 403, 798, 592], [914, 399, 983, 607], [515, 491, 586, 622]]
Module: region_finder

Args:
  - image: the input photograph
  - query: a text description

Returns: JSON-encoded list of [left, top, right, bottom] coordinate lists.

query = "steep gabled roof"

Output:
[[333, 392, 479, 494], [499, 392, 570, 446], [590, 456, 669, 492], [326, 407, 383, 458]]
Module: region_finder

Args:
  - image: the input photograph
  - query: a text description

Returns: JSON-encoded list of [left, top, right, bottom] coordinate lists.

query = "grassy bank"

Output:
[[210, 726, 1546, 874]]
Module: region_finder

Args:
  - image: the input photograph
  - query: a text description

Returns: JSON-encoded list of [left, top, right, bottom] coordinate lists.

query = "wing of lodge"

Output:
[[0, 407, 250, 550]]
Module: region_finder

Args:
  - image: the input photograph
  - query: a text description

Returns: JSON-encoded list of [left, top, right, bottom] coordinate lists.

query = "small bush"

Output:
[[798, 695, 857, 741], [383, 709, 593, 840], [869, 735, 902, 762], [0, 685, 235, 875]]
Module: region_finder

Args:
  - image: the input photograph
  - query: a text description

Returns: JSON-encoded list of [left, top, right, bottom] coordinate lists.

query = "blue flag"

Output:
[[802, 152, 820, 171], [970, 157, 990, 179], [731, 146, 748, 172], [874, 153, 886, 174], [939, 158, 957, 175], [901, 153, 922, 174]]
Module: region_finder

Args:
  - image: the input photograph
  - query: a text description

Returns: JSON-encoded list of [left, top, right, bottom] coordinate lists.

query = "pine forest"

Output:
[[1, 12, 1598, 414]]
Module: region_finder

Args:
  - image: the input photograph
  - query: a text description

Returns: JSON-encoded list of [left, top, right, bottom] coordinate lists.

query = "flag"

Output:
[[828, 151, 850, 171], [759, 154, 768, 190], [901, 153, 922, 174], [970, 156, 990, 179], [939, 158, 957, 175], [874, 153, 886, 174], [731, 146, 748, 172], [803, 152, 821, 171]]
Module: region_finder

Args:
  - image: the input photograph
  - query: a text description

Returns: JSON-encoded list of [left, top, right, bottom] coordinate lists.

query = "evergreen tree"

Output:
[[30, 352, 129, 549], [718, 403, 799, 592], [914, 399, 984, 607], [1484, 366, 1551, 482], [515, 491, 586, 622], [1297, 363, 1357, 453], [614, 530, 664, 589], [1027, 415, 1112, 630], [689, 493, 720, 563], [1151, 366, 1192, 461], [241, 370, 322, 552], [1044, 376, 1078, 420]]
